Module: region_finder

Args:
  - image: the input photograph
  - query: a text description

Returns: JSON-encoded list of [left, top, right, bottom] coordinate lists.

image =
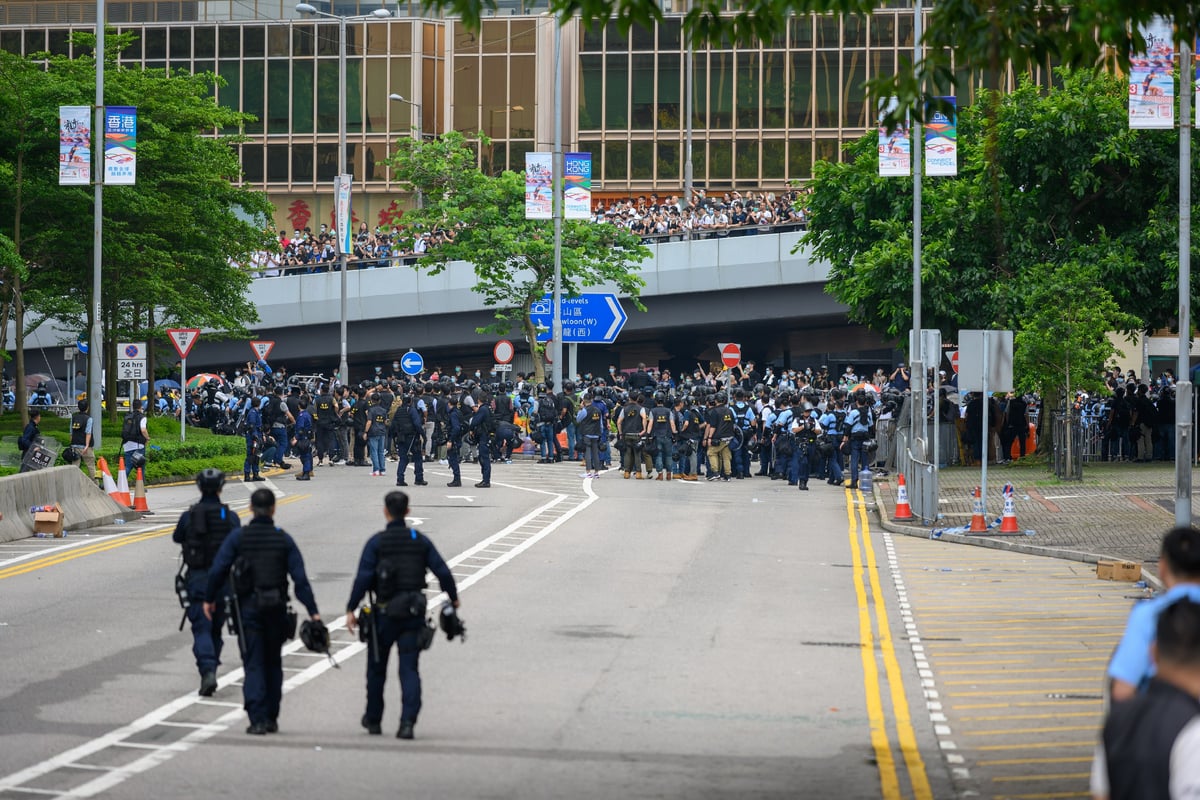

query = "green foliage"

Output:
[[384, 131, 651, 382]]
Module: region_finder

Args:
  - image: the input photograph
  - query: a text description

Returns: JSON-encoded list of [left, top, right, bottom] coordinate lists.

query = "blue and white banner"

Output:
[[564, 152, 592, 219], [104, 105, 137, 185], [59, 105, 91, 186], [334, 174, 352, 255]]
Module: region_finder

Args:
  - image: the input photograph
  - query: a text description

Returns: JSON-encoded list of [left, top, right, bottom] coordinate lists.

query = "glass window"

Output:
[[510, 141, 534, 175], [870, 49, 896, 82], [631, 22, 653, 51], [735, 52, 758, 129], [693, 142, 705, 181], [657, 141, 679, 181], [365, 20, 388, 57], [708, 139, 731, 180], [510, 55, 535, 135], [605, 54, 628, 128], [658, 18, 681, 50], [243, 25, 264, 58], [579, 53, 603, 130], [790, 16, 812, 48], [242, 144, 263, 183], [480, 56, 508, 134], [897, 13, 914, 49], [217, 61, 239, 133], [267, 25, 288, 57], [347, 59, 363, 133], [218, 26, 239, 58], [735, 139, 758, 184], [317, 142, 338, 180], [789, 51, 812, 128], [658, 52, 680, 130], [631, 140, 653, 179], [814, 137, 839, 165], [293, 144, 314, 183], [316, 59, 339, 133], [763, 139, 785, 180], [243, 60, 264, 134], [316, 21, 338, 56], [168, 27, 190, 57], [144, 27, 166, 59], [604, 140, 627, 182], [582, 22, 603, 52], [292, 24, 314, 57], [709, 51, 733, 129], [630, 53, 655, 130], [454, 21, 478, 54], [365, 59, 387, 133], [813, 50, 837, 128], [1, 31, 22, 55], [511, 20, 536, 53], [388, 58, 413, 132], [267, 60, 289, 134], [605, 20, 626, 51], [117, 29, 140, 61], [815, 15, 839, 48], [482, 20, 507, 54], [293, 60, 314, 134], [844, 15, 864, 48], [48, 29, 70, 57], [389, 22, 411, 54], [347, 143, 362, 182], [788, 138, 811, 180], [194, 26, 215, 57], [267, 143, 288, 182], [762, 53, 786, 128], [692, 53, 707, 129], [871, 13, 895, 48], [843, 53, 866, 127], [365, 144, 382, 182]]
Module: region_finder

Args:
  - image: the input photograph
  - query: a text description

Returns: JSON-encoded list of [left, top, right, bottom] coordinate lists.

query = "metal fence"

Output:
[[1051, 412, 1085, 480], [895, 429, 938, 524]]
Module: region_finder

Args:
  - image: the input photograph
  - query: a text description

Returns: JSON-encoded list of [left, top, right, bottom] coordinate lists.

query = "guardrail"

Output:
[[894, 429, 938, 525]]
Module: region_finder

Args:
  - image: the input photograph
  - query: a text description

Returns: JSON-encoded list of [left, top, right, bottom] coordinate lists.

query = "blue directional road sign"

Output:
[[400, 350, 424, 375], [529, 293, 628, 344]]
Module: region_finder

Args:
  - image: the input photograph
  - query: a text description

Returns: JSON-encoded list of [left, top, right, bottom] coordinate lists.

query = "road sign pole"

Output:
[[180, 356, 187, 443], [551, 17, 564, 384], [569, 343, 578, 384]]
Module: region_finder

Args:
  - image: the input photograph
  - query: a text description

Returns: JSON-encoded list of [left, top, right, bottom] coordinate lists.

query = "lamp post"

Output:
[[296, 2, 391, 387], [388, 93, 424, 209]]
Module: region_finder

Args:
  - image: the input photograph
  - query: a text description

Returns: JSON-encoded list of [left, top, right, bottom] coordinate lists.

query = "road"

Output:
[[0, 459, 1134, 799]]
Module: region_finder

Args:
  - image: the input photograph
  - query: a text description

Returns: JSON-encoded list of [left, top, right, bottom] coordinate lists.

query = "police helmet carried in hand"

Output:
[[300, 619, 331, 653], [196, 467, 225, 493], [439, 603, 466, 642]]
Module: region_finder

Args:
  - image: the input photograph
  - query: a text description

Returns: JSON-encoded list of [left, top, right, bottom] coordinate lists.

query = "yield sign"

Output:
[[166, 328, 200, 359], [719, 342, 741, 368], [250, 340, 275, 361]]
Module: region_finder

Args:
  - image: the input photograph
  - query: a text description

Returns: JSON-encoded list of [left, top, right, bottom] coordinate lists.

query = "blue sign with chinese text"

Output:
[[529, 293, 627, 344]]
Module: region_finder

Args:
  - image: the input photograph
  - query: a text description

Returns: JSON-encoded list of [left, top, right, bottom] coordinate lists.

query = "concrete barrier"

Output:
[[0, 466, 132, 543]]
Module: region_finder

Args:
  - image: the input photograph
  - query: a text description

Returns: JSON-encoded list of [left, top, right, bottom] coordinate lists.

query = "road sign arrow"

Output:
[[401, 351, 424, 375], [603, 295, 627, 341]]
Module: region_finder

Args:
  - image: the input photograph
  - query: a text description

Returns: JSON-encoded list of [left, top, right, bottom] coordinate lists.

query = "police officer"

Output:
[[69, 399, 96, 480], [617, 393, 649, 479], [173, 469, 239, 697], [292, 398, 315, 480], [312, 385, 338, 466], [730, 390, 756, 479], [389, 393, 427, 487], [468, 393, 493, 488], [648, 393, 676, 480], [266, 386, 294, 470], [242, 395, 265, 482], [576, 393, 604, 478], [345, 491, 459, 739], [843, 390, 874, 490], [445, 396, 464, 487], [204, 488, 321, 735], [819, 394, 846, 486], [703, 392, 737, 481], [790, 410, 821, 491]]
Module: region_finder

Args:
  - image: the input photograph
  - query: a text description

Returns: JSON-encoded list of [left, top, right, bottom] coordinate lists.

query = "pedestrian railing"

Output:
[[894, 429, 938, 524], [1051, 411, 1085, 480]]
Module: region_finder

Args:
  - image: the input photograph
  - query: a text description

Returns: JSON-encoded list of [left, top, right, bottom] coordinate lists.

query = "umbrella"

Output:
[[24, 374, 70, 403], [186, 373, 221, 391], [850, 382, 880, 394], [138, 379, 182, 397]]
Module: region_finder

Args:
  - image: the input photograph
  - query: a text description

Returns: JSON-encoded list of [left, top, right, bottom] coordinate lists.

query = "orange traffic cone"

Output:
[[99, 457, 120, 502], [115, 457, 132, 507], [892, 472, 915, 522], [132, 468, 151, 513], [968, 486, 988, 533], [998, 483, 1020, 533]]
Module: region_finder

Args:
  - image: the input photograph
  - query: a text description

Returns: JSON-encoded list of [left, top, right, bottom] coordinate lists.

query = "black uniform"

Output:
[[172, 496, 239, 683], [347, 522, 458, 731], [312, 392, 337, 463]]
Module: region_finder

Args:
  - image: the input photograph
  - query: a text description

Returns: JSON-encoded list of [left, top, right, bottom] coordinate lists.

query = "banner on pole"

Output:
[[877, 97, 910, 177], [525, 152, 552, 220], [1130, 17, 1175, 129], [104, 106, 137, 185], [334, 174, 352, 255], [564, 152, 592, 219], [59, 106, 92, 186], [925, 97, 958, 176], [1194, 37, 1200, 126]]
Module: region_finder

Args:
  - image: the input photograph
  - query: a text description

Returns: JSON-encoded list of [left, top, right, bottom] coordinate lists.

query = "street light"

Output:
[[295, 1, 391, 387], [389, 93, 423, 208]]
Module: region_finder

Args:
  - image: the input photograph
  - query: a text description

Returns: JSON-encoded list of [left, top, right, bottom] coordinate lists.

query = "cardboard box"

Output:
[[33, 503, 64, 537], [1097, 560, 1141, 582]]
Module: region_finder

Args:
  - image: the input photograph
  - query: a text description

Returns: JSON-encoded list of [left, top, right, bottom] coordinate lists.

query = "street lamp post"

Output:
[[296, 2, 390, 387], [388, 93, 423, 209]]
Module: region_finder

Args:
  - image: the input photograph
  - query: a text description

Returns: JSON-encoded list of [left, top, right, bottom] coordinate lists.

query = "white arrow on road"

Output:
[[404, 516, 426, 526], [447, 495, 475, 502]]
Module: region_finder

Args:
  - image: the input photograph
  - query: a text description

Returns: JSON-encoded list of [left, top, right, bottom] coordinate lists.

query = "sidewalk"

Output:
[[871, 461, 1192, 583]]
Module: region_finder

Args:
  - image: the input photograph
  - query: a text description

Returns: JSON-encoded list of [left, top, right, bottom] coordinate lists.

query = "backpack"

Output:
[[121, 412, 144, 444], [1113, 399, 1131, 427], [537, 397, 558, 423]]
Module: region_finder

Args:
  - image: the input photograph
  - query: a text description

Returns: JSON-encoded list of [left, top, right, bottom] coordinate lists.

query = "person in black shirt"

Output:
[[703, 393, 737, 481]]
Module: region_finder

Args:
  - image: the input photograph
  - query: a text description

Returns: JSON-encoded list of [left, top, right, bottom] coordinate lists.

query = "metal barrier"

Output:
[[1051, 411, 1085, 480], [895, 429, 938, 524]]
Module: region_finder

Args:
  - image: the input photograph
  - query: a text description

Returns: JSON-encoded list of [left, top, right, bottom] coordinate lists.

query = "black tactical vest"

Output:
[[314, 394, 334, 426], [579, 406, 602, 437], [70, 413, 89, 447], [184, 501, 236, 570], [238, 519, 289, 596], [620, 403, 643, 434], [392, 406, 416, 438], [650, 406, 672, 434], [376, 527, 430, 599], [1103, 679, 1200, 800]]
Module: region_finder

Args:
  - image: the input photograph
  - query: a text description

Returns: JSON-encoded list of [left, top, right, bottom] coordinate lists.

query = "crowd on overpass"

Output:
[[250, 187, 810, 278]]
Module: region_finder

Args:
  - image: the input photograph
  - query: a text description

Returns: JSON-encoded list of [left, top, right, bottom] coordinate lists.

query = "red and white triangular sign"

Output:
[[250, 340, 275, 361], [166, 328, 200, 359]]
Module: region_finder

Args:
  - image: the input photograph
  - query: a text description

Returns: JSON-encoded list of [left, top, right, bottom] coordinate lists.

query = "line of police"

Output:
[[173, 470, 461, 739]]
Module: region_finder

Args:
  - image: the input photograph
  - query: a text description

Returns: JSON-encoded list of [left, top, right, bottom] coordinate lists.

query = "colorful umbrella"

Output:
[[186, 373, 221, 391], [850, 382, 881, 393]]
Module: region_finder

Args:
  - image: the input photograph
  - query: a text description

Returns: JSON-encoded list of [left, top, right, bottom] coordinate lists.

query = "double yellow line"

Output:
[[845, 487, 933, 800], [0, 493, 309, 581]]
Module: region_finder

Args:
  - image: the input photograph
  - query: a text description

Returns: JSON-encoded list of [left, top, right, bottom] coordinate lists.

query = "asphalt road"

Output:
[[16, 457, 1143, 799]]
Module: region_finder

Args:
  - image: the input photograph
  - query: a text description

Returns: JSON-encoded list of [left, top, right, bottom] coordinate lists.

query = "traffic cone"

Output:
[[998, 483, 1020, 533], [892, 473, 915, 522], [132, 468, 151, 513], [99, 457, 120, 502], [968, 486, 988, 533], [115, 457, 132, 507]]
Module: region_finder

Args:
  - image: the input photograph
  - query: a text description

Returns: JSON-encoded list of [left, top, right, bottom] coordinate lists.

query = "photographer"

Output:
[[790, 405, 822, 491]]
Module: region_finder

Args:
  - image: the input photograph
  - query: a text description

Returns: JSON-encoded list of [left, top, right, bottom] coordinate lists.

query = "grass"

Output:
[[0, 411, 247, 485]]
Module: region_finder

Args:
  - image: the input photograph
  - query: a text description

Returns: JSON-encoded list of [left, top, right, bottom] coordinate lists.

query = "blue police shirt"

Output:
[[1108, 584, 1200, 688]]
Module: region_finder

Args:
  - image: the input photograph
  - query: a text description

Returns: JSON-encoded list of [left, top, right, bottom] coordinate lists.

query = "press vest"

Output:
[[650, 406, 672, 435], [183, 501, 236, 570], [620, 403, 643, 435], [377, 527, 430, 598], [367, 406, 388, 435], [238, 519, 289, 596], [1102, 679, 1200, 800], [314, 394, 334, 426], [579, 406, 603, 437], [70, 413, 89, 447]]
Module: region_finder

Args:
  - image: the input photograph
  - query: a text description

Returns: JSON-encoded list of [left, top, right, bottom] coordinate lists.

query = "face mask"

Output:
[[475, 371, 481, 378], [392, 363, 400, 371]]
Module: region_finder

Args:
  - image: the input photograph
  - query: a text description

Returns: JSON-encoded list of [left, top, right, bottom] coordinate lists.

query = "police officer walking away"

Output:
[[445, 396, 464, 487], [346, 491, 459, 739], [173, 469, 240, 696], [468, 393, 493, 488], [204, 488, 322, 735], [389, 393, 427, 487]]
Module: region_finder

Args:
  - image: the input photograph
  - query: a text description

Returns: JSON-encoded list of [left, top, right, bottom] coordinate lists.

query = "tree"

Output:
[[0, 32, 274, 420], [384, 131, 651, 384]]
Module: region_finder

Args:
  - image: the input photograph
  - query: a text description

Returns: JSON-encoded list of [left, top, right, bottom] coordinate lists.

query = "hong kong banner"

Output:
[[564, 152, 592, 219], [59, 106, 91, 186], [104, 105, 137, 184], [1130, 17, 1175, 129], [525, 152, 553, 220], [924, 96, 957, 177], [877, 97, 910, 177]]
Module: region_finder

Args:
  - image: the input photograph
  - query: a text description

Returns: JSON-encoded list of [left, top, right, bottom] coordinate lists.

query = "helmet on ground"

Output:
[[300, 619, 331, 654], [196, 468, 225, 493], [439, 603, 467, 642]]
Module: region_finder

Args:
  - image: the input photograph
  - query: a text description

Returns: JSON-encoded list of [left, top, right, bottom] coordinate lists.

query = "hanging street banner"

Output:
[[924, 96, 958, 176], [1194, 37, 1200, 126], [1130, 17, 1175, 129], [104, 106, 137, 185], [564, 152, 592, 219], [334, 174, 352, 255], [525, 152, 552, 220], [877, 97, 910, 177], [59, 106, 92, 186]]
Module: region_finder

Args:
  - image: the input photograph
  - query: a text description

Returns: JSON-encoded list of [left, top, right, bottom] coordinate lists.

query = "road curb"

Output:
[[869, 482, 1165, 592]]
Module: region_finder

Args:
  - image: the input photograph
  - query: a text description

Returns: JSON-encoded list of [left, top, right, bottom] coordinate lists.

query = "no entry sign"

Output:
[[719, 342, 741, 369]]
